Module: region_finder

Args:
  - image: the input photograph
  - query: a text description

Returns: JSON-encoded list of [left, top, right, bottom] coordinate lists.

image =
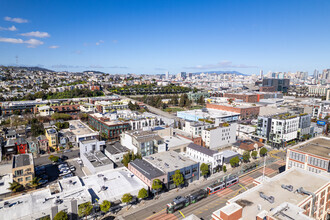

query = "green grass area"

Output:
[[190, 105, 204, 110], [164, 107, 184, 113]]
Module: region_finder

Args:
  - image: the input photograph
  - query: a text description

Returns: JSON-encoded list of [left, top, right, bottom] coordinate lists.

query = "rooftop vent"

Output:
[[281, 184, 293, 192], [259, 192, 274, 204], [97, 174, 104, 178]]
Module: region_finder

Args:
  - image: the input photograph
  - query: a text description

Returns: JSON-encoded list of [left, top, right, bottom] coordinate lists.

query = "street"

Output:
[[121, 159, 286, 220], [34, 149, 80, 166]]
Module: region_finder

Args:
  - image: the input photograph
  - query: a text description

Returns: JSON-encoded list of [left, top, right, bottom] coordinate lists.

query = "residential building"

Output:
[[104, 142, 130, 163], [120, 130, 164, 156], [186, 143, 223, 173], [201, 123, 237, 149], [95, 101, 128, 113], [232, 140, 264, 156], [36, 105, 54, 116], [88, 113, 130, 141], [143, 151, 200, 190], [298, 113, 312, 139], [65, 120, 99, 145], [79, 103, 96, 113], [177, 108, 240, 123], [36, 135, 49, 153], [206, 103, 260, 119], [15, 137, 28, 154], [182, 120, 215, 136], [286, 137, 330, 173], [213, 167, 330, 220], [12, 154, 35, 186], [45, 128, 58, 150], [4, 139, 17, 158]]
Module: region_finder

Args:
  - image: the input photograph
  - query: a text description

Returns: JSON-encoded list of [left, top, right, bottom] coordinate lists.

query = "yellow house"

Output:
[[45, 128, 58, 149]]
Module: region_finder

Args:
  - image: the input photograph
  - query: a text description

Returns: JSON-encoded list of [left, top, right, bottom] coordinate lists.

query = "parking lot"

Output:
[[66, 158, 85, 177]]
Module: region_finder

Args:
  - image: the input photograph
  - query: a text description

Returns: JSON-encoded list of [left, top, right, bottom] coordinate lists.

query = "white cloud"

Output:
[[96, 40, 104, 46], [24, 39, 44, 48], [0, 37, 43, 48], [20, 31, 50, 38], [185, 60, 258, 69], [49, 45, 59, 49], [0, 25, 17, 31], [4, 16, 28, 23]]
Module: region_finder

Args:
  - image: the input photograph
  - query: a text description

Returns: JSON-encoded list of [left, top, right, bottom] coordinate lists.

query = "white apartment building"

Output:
[[183, 120, 215, 136], [80, 103, 96, 113], [37, 106, 54, 116], [270, 114, 299, 146], [186, 143, 223, 173], [202, 123, 237, 150]]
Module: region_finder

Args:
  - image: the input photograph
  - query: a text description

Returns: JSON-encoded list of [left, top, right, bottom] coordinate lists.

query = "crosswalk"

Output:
[[258, 167, 276, 176], [146, 212, 178, 220], [239, 176, 254, 185], [216, 188, 233, 198]]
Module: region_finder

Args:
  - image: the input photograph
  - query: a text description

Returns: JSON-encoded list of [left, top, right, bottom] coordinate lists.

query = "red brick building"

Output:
[[223, 93, 258, 103], [259, 86, 276, 92], [206, 103, 260, 119]]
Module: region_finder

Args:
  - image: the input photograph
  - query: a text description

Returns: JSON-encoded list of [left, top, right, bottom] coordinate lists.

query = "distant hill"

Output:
[[1, 66, 54, 72], [193, 71, 247, 76]]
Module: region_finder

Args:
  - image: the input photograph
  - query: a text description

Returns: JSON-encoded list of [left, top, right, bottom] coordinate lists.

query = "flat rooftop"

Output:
[[84, 151, 113, 167], [178, 108, 240, 119], [144, 151, 198, 173], [13, 154, 33, 168], [291, 137, 330, 159], [163, 136, 192, 148], [130, 159, 165, 180], [67, 120, 98, 136], [81, 167, 147, 202], [0, 186, 91, 220], [104, 142, 129, 155], [228, 168, 330, 219]]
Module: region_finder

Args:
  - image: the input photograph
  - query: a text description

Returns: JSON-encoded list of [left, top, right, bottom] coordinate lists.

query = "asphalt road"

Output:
[[34, 149, 80, 166], [122, 159, 286, 220]]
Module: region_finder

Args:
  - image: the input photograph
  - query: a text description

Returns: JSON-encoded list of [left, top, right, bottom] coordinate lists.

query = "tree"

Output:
[[100, 200, 111, 213], [122, 193, 133, 209], [30, 118, 45, 137], [198, 95, 205, 105], [152, 179, 163, 193], [49, 155, 59, 162], [51, 113, 72, 121], [172, 170, 184, 187], [242, 151, 251, 163], [200, 163, 209, 177], [138, 188, 148, 199], [8, 181, 23, 192], [78, 202, 93, 218], [229, 156, 240, 168], [260, 147, 268, 157], [53, 211, 68, 220], [223, 165, 227, 173], [30, 177, 41, 188], [251, 151, 258, 159]]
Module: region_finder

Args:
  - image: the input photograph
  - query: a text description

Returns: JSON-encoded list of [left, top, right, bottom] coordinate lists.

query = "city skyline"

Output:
[[1, 0, 330, 74]]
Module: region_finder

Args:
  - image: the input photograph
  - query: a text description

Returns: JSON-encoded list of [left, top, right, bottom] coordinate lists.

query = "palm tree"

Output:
[[30, 177, 41, 188], [8, 181, 23, 193]]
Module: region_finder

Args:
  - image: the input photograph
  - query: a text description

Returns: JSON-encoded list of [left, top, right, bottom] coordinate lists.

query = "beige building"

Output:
[[12, 154, 35, 186]]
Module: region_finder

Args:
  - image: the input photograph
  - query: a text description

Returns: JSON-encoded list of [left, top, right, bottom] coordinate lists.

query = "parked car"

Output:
[[63, 173, 74, 178], [69, 166, 76, 171], [64, 149, 72, 153], [61, 155, 69, 160]]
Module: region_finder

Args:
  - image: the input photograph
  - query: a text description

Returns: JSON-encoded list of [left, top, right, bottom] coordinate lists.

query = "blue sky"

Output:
[[0, 0, 329, 75]]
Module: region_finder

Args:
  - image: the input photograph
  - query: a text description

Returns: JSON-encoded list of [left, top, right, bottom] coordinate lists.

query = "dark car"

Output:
[[61, 155, 69, 160]]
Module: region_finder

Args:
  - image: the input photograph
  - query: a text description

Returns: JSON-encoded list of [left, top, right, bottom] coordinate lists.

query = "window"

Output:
[[26, 176, 31, 181], [185, 170, 191, 175], [17, 178, 23, 182], [15, 170, 23, 177], [192, 167, 197, 173]]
